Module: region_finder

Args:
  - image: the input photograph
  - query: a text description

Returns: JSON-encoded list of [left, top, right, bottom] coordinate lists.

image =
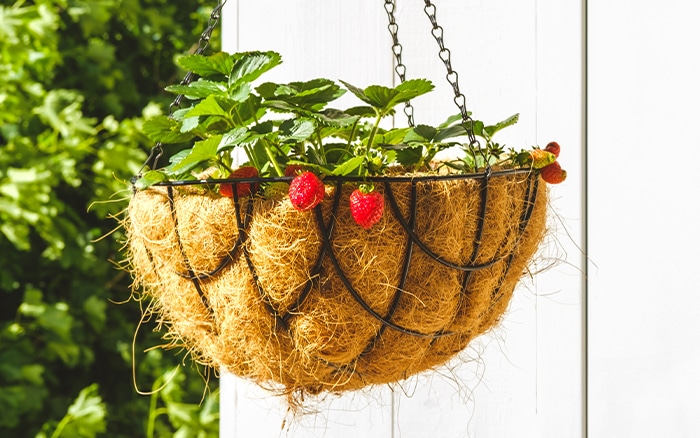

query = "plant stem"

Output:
[[243, 144, 258, 169], [364, 110, 383, 164], [316, 131, 326, 164], [218, 159, 235, 174], [261, 139, 284, 176], [145, 376, 162, 438], [50, 415, 72, 438]]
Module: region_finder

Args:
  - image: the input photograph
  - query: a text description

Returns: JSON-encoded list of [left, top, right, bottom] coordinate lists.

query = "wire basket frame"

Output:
[[129, 168, 545, 391]]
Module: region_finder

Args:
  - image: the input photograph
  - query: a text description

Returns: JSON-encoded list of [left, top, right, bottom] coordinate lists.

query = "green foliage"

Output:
[[136, 50, 523, 193], [37, 384, 107, 438], [0, 0, 221, 436]]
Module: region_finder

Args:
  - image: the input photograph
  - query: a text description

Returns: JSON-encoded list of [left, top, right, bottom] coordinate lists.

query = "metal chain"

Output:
[[422, 0, 479, 149], [383, 0, 415, 127], [135, 0, 228, 182]]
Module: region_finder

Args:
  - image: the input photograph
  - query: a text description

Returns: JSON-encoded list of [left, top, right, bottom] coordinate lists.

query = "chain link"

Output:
[[383, 0, 415, 127], [383, 0, 479, 150], [135, 0, 228, 183], [422, 0, 479, 149]]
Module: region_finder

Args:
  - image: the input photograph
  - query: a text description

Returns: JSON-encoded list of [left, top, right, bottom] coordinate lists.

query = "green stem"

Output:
[[262, 139, 284, 176], [316, 131, 327, 164], [218, 159, 235, 174], [231, 107, 246, 127], [248, 99, 260, 124], [243, 144, 259, 169], [337, 120, 360, 165], [364, 110, 383, 166], [145, 375, 164, 438], [50, 415, 72, 438]]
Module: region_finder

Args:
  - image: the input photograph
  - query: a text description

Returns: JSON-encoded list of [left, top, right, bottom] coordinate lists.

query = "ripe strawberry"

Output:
[[540, 161, 567, 184], [220, 166, 259, 198], [529, 149, 557, 169], [284, 164, 305, 177], [288, 171, 325, 211], [349, 187, 385, 229], [544, 141, 561, 158]]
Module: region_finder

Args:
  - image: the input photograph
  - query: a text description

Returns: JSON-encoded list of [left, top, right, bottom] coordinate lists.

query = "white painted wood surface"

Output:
[[587, 1, 700, 437], [219, 1, 585, 436]]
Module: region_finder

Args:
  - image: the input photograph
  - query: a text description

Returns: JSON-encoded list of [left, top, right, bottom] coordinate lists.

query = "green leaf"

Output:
[[484, 113, 519, 137], [317, 109, 360, 127], [231, 94, 264, 125], [438, 113, 466, 129], [217, 127, 250, 153], [340, 79, 434, 113], [133, 170, 167, 190], [263, 99, 360, 128], [472, 120, 485, 137], [279, 118, 316, 143], [395, 146, 424, 167], [176, 51, 235, 77], [229, 51, 282, 88], [405, 124, 438, 143], [363, 85, 400, 110], [83, 296, 106, 331], [165, 80, 227, 99], [344, 106, 376, 118], [185, 95, 228, 117], [141, 116, 195, 143], [388, 79, 434, 108], [376, 127, 412, 145], [434, 124, 469, 142], [180, 116, 200, 133], [171, 135, 222, 172], [250, 120, 274, 135], [331, 155, 365, 176], [257, 78, 344, 110], [50, 384, 106, 438]]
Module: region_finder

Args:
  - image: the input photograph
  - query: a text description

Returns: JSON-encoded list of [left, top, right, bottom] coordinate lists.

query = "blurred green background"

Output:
[[1, 1, 221, 436]]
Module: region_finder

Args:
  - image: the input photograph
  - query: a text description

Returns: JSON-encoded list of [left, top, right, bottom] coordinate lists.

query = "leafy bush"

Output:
[[0, 1, 222, 436]]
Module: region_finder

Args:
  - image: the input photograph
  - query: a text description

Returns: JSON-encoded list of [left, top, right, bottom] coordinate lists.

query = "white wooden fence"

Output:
[[216, 1, 700, 436]]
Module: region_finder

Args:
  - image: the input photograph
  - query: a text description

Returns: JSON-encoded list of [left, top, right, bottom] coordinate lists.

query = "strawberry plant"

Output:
[[134, 51, 542, 191]]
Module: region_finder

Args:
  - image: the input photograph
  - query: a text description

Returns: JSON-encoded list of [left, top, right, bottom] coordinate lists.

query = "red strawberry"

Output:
[[529, 149, 557, 169], [349, 187, 385, 229], [545, 141, 561, 158], [284, 164, 305, 177], [540, 161, 567, 184], [220, 166, 259, 198], [288, 171, 325, 211]]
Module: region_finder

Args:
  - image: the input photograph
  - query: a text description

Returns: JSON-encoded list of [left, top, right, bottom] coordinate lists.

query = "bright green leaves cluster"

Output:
[[35, 384, 106, 438], [138, 50, 521, 189], [137, 51, 439, 187], [1, 1, 222, 437], [144, 368, 219, 438], [341, 78, 434, 116]]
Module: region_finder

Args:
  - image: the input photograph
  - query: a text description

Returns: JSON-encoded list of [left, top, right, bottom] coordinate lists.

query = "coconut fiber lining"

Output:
[[124, 169, 547, 401]]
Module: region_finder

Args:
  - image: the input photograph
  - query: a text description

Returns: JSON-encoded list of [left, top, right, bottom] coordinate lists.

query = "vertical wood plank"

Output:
[[532, 0, 586, 435], [391, 1, 585, 437], [588, 0, 700, 436]]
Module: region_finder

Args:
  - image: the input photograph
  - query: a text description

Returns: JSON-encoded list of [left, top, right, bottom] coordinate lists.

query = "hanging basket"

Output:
[[122, 0, 564, 402], [126, 169, 547, 396]]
